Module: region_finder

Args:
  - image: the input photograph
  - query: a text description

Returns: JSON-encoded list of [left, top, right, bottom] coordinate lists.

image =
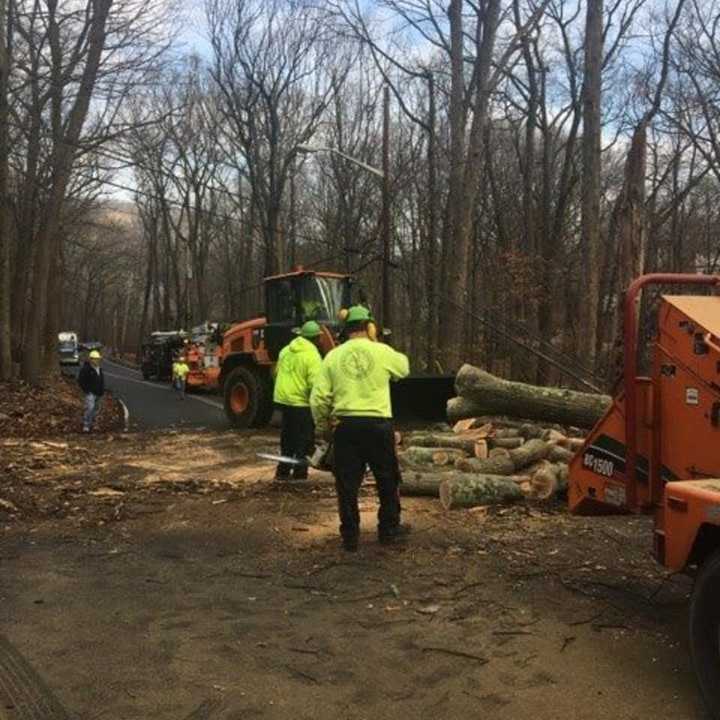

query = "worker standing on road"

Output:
[[78, 350, 105, 433], [273, 321, 324, 481], [172, 356, 190, 400], [310, 306, 410, 552]]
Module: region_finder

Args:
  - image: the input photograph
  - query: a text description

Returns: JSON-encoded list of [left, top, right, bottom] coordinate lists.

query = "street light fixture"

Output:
[[296, 93, 392, 331], [296, 144, 385, 179]]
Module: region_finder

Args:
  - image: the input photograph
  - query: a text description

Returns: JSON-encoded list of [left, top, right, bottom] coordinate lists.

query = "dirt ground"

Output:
[[0, 429, 710, 719]]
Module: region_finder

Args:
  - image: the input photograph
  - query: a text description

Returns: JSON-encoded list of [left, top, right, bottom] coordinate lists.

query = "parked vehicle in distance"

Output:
[[80, 340, 103, 353], [58, 331, 79, 366]]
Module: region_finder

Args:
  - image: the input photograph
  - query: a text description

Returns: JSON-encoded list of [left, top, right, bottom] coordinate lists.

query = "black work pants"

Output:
[[277, 404, 315, 479], [333, 417, 401, 543]]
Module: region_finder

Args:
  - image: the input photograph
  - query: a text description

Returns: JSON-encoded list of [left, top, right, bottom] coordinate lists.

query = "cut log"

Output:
[[399, 471, 446, 496], [489, 447, 511, 459], [455, 455, 515, 476], [401, 446, 467, 466], [542, 428, 567, 443], [440, 475, 524, 509], [493, 428, 521, 439], [518, 423, 544, 439], [530, 462, 570, 500], [474, 439, 489, 459], [559, 437, 585, 452], [508, 439, 553, 470], [449, 365, 611, 428], [489, 437, 524, 450], [457, 438, 552, 475], [453, 418, 477, 433], [548, 444, 575, 463], [409, 433, 477, 455]]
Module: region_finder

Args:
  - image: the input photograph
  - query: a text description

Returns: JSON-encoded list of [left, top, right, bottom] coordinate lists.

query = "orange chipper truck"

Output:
[[569, 273, 720, 716]]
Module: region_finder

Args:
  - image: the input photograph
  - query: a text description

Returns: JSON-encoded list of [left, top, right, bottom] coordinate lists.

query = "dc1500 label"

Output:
[[583, 452, 615, 478]]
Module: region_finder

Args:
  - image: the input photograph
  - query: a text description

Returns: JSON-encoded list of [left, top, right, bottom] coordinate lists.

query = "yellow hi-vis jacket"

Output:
[[173, 361, 190, 380], [273, 336, 323, 407], [310, 337, 410, 434]]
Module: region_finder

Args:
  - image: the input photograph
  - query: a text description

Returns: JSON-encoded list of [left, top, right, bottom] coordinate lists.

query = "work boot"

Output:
[[378, 524, 412, 545]]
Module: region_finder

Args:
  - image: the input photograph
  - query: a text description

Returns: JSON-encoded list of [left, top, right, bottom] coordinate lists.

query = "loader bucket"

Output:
[[391, 374, 456, 423]]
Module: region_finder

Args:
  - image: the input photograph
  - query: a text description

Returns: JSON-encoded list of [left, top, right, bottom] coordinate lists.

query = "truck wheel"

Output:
[[223, 365, 273, 429], [689, 548, 720, 718]]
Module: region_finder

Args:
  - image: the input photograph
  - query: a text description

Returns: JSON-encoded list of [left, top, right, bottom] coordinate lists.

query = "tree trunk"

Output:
[[580, 0, 603, 370], [440, 474, 525, 509], [425, 71, 438, 372], [21, 0, 113, 383], [0, 0, 10, 378], [449, 365, 611, 427], [443, 0, 502, 371]]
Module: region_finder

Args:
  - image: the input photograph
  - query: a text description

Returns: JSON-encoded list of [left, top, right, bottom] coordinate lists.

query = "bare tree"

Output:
[[207, 0, 348, 276]]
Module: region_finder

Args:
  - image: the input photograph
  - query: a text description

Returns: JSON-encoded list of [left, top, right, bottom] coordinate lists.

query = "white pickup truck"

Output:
[[58, 331, 79, 366]]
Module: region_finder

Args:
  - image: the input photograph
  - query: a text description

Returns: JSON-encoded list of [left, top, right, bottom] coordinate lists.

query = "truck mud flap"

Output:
[[0, 635, 70, 720], [391, 374, 456, 422]]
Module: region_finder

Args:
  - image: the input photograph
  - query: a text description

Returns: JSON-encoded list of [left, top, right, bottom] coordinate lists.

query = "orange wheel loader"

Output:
[[185, 267, 454, 428], [569, 273, 720, 716]]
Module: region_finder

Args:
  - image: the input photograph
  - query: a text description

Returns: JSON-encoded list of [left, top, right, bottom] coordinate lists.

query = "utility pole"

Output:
[[289, 156, 297, 268], [381, 83, 391, 330]]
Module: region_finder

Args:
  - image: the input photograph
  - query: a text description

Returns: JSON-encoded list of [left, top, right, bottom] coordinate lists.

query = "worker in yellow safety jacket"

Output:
[[273, 321, 324, 481], [172, 356, 190, 399], [310, 305, 410, 552]]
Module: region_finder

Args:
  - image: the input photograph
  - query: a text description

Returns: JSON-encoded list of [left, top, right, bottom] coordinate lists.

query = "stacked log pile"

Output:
[[396, 366, 609, 511]]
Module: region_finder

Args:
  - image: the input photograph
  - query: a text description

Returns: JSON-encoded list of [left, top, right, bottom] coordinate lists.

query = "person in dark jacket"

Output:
[[78, 350, 105, 433]]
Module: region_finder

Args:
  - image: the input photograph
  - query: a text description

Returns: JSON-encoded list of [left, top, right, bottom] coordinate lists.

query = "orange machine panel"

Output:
[[658, 296, 720, 382], [654, 347, 720, 483], [661, 480, 720, 571], [568, 379, 655, 515]]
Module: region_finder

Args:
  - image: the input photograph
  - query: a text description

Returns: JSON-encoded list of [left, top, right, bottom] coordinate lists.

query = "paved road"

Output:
[[67, 360, 228, 431]]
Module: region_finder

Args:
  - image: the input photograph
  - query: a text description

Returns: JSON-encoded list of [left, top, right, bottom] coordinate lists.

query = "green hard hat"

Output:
[[345, 305, 372, 324], [297, 320, 322, 338]]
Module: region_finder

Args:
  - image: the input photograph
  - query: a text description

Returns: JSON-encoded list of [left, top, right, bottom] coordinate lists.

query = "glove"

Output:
[[308, 442, 329, 469]]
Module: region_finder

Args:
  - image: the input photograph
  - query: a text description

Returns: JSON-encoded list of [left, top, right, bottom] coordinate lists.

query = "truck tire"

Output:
[[223, 365, 273, 429], [689, 548, 720, 718]]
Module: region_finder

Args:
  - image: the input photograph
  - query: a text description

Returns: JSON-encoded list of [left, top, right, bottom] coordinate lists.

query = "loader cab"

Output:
[[264, 270, 352, 360]]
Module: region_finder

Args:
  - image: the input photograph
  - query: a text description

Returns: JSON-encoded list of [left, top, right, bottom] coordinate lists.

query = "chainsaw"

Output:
[[257, 442, 334, 472]]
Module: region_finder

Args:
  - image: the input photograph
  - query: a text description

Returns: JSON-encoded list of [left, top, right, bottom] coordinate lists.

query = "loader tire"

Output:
[[689, 548, 720, 719], [223, 365, 273, 429]]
